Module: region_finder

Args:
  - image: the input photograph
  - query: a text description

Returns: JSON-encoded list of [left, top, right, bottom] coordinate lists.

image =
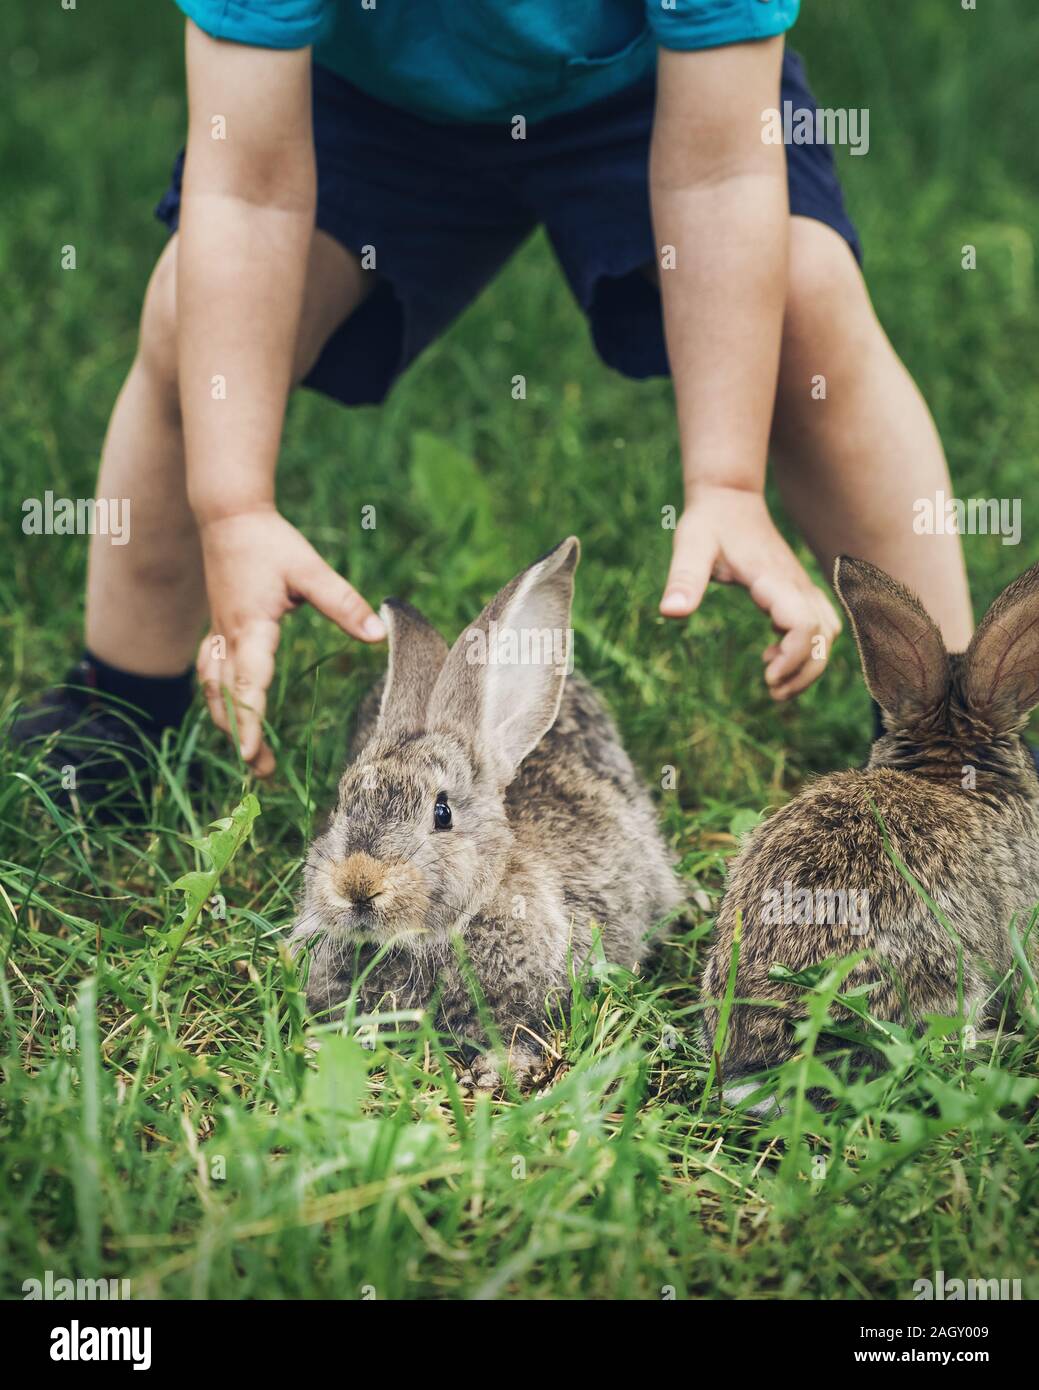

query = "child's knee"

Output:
[[777, 219, 878, 416], [784, 218, 871, 349], [137, 241, 180, 406], [122, 535, 201, 594]]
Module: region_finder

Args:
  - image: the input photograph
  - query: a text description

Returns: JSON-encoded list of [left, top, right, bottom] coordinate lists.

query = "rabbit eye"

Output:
[[433, 793, 452, 831]]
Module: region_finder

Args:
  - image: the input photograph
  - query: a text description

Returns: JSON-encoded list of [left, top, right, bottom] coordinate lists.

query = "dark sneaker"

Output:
[[5, 662, 167, 818]]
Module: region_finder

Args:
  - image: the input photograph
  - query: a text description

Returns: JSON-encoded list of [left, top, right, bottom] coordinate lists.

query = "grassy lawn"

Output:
[[2, 0, 1038, 1300]]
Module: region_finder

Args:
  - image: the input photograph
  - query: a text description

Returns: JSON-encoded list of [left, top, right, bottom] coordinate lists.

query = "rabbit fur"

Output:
[[291, 537, 683, 1088], [702, 555, 1039, 1114]]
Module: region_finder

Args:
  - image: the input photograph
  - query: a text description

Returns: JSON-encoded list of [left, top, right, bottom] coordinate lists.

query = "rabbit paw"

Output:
[[723, 1081, 783, 1119], [464, 1044, 545, 1094]]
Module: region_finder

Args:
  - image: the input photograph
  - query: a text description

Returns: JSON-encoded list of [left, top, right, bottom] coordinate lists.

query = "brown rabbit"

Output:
[[291, 538, 683, 1088], [702, 555, 1039, 1112]]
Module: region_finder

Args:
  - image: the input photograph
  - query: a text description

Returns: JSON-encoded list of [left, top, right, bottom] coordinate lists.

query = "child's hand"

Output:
[[196, 508, 386, 774], [659, 485, 841, 699]]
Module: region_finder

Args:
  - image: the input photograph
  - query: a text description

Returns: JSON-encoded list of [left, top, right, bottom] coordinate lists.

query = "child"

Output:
[[15, 0, 971, 786]]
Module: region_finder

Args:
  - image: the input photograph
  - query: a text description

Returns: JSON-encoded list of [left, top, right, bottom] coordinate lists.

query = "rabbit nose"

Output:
[[332, 852, 387, 907]]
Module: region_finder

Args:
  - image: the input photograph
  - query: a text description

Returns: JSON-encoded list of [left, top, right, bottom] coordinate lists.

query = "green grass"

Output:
[[2, 0, 1039, 1300]]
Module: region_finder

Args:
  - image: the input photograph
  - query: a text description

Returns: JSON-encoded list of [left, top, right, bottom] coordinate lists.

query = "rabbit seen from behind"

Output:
[[702, 555, 1039, 1111]]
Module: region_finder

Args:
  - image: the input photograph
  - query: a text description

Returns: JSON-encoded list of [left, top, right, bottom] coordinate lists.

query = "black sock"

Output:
[[80, 650, 194, 731]]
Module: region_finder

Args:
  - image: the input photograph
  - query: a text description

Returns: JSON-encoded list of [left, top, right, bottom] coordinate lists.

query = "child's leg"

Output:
[[770, 217, 974, 651], [84, 238, 204, 676], [84, 230, 369, 677]]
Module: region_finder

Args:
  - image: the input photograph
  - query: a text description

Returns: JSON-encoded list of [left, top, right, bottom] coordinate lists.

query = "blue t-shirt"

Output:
[[174, 0, 800, 123]]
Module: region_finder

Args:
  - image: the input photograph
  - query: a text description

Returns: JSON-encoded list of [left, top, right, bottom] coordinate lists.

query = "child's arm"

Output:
[[650, 37, 840, 698], [178, 21, 384, 773]]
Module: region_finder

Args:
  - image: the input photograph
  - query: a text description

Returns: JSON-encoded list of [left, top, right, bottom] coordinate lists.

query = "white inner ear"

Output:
[[481, 565, 572, 776], [377, 627, 401, 726]]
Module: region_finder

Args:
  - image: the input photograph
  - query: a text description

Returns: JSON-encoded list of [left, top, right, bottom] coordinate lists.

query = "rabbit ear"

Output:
[[376, 599, 450, 734], [833, 556, 949, 724], [964, 559, 1039, 733], [427, 538, 580, 784]]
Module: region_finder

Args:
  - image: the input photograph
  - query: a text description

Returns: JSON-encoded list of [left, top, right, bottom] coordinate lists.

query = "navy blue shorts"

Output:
[[156, 49, 861, 407]]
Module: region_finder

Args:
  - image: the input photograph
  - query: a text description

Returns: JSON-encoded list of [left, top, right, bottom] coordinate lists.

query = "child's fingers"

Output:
[[769, 655, 825, 700], [766, 588, 839, 697], [764, 624, 814, 689], [197, 638, 232, 737], [751, 575, 812, 661], [250, 740, 277, 779], [202, 678, 231, 736], [196, 626, 278, 766], [232, 620, 279, 764], [290, 552, 387, 642], [660, 532, 715, 617]]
